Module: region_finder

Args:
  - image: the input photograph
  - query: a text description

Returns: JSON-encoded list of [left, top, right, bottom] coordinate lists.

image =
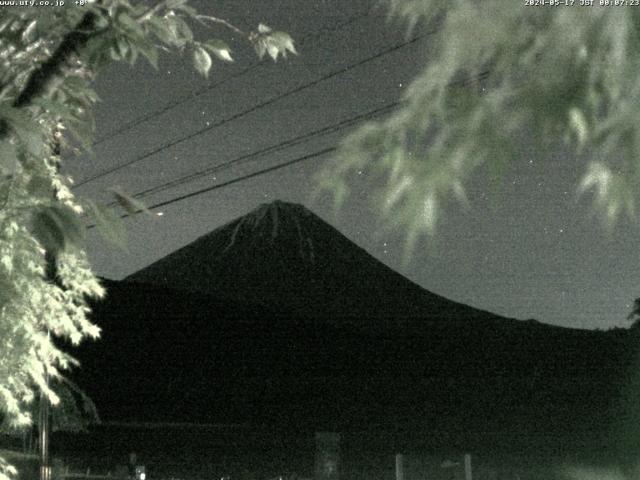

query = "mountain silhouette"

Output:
[[74, 278, 631, 432], [67, 201, 639, 458], [127, 200, 503, 328]]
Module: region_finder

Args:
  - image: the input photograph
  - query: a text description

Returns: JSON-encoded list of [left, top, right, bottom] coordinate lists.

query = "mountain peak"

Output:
[[253, 200, 308, 219], [258, 199, 304, 210], [222, 200, 317, 262]]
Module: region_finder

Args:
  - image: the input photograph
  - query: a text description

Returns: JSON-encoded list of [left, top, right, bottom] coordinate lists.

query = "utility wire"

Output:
[[74, 33, 427, 189], [97, 68, 489, 211], [111, 101, 399, 206], [87, 69, 491, 227], [91, 9, 373, 147], [86, 146, 336, 228]]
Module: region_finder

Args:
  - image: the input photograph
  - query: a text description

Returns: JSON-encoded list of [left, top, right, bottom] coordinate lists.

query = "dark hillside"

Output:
[[70, 279, 634, 451], [66, 201, 640, 457]]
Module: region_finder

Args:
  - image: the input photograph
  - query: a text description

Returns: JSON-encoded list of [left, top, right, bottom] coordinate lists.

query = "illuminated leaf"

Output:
[[21, 19, 37, 44], [109, 187, 151, 216], [147, 16, 173, 44], [269, 31, 297, 57], [569, 107, 588, 148], [251, 24, 297, 61], [86, 201, 127, 248], [193, 45, 212, 78], [166, 15, 193, 46], [0, 0, 295, 458], [202, 39, 233, 62]]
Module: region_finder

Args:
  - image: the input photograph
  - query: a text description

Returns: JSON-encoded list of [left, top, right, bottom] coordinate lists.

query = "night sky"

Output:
[[63, 0, 639, 331]]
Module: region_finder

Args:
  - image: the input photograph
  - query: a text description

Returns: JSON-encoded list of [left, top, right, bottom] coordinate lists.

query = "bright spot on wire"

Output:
[[156, 212, 164, 216]]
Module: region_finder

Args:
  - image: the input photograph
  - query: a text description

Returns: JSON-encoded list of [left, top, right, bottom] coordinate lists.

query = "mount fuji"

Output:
[[69, 201, 635, 448], [126, 200, 502, 327]]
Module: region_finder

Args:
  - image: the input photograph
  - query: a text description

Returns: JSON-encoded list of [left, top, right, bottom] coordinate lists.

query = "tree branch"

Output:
[[0, 10, 101, 140], [13, 11, 98, 109]]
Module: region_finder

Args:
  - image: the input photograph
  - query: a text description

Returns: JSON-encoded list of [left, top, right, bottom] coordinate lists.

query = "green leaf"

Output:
[[202, 39, 233, 62], [64, 75, 87, 90], [116, 11, 144, 40], [21, 19, 37, 44], [0, 105, 46, 159], [32, 205, 85, 255], [109, 187, 151, 216], [86, 201, 127, 249], [173, 15, 194, 44], [0, 141, 18, 176], [251, 27, 297, 61], [568, 107, 588, 148], [114, 36, 130, 60], [193, 45, 212, 78], [146, 16, 173, 44], [133, 33, 158, 69], [33, 98, 77, 122], [0, 270, 16, 311], [269, 31, 297, 57], [62, 75, 92, 102], [82, 33, 115, 70], [26, 174, 53, 199], [125, 42, 139, 65], [163, 14, 193, 48], [65, 114, 96, 152]]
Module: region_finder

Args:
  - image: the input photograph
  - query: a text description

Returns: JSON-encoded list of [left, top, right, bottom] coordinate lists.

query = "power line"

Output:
[[149, 146, 335, 210], [95, 67, 489, 211], [91, 10, 373, 147], [74, 33, 427, 189], [87, 70, 492, 227], [115, 101, 399, 205], [86, 146, 336, 228]]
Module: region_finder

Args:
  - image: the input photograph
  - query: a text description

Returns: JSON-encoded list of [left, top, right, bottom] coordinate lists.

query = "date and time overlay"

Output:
[[526, 0, 639, 6], [1, 0, 638, 8]]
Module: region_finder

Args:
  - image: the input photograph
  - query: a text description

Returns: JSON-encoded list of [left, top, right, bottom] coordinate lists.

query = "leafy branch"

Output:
[[0, 4, 295, 478], [320, 1, 640, 255]]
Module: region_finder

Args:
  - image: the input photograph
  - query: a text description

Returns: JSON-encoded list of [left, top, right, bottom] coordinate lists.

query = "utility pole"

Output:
[[395, 454, 404, 480], [38, 329, 51, 480], [464, 453, 472, 480], [314, 432, 340, 480]]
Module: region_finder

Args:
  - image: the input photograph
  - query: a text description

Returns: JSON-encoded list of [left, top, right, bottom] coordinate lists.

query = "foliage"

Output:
[[627, 298, 640, 328], [319, 1, 640, 254], [0, 377, 99, 437], [0, 2, 294, 479], [0, 458, 15, 480]]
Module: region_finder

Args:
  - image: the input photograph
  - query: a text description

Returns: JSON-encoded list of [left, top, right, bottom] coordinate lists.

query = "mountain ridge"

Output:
[[74, 200, 638, 442], [126, 200, 516, 327], [73, 277, 633, 438]]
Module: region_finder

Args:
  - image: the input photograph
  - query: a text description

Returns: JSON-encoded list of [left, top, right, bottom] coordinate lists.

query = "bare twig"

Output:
[[195, 15, 246, 37], [138, 1, 167, 23]]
